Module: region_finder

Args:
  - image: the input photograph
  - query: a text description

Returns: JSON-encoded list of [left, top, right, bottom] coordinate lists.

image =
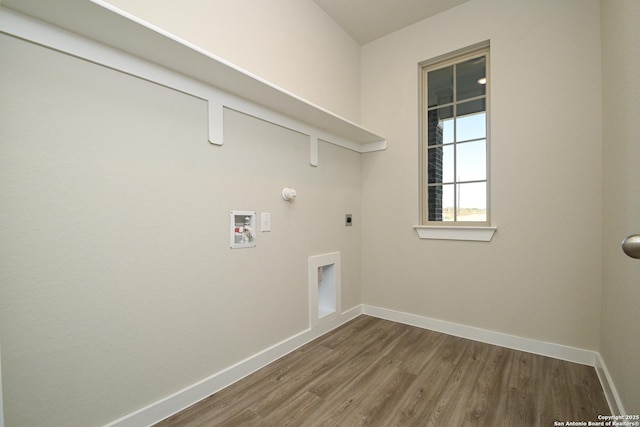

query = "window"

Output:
[[420, 43, 490, 226]]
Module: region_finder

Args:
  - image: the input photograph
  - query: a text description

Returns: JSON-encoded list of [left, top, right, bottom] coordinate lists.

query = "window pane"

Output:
[[427, 145, 454, 183], [427, 185, 443, 221], [442, 145, 454, 183], [427, 107, 453, 146], [457, 98, 485, 117], [427, 66, 453, 107], [456, 182, 486, 222], [456, 56, 486, 102], [441, 117, 454, 144], [442, 184, 455, 222], [456, 111, 486, 142], [427, 184, 454, 221], [456, 140, 486, 182]]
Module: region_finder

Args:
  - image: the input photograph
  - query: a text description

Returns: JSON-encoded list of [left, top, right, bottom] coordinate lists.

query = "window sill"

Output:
[[414, 225, 497, 242]]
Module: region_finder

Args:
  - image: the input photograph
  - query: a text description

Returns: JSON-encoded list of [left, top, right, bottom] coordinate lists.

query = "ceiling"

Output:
[[312, 0, 471, 45]]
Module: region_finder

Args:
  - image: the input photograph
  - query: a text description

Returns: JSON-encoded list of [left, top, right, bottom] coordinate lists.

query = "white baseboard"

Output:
[[361, 304, 624, 415], [105, 306, 363, 427], [362, 305, 596, 364], [594, 353, 626, 416], [106, 304, 625, 426]]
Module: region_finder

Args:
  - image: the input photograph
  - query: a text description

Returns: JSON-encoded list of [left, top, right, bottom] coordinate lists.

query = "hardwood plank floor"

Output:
[[155, 316, 610, 426]]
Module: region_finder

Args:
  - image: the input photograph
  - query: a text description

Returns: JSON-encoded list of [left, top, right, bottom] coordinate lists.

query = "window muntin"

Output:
[[422, 47, 489, 224]]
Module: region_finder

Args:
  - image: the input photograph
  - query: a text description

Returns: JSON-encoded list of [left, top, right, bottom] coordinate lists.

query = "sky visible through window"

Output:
[[439, 111, 486, 214]]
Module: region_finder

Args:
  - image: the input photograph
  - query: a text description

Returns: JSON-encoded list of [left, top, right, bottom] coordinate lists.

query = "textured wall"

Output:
[[360, 0, 604, 349], [0, 34, 361, 426]]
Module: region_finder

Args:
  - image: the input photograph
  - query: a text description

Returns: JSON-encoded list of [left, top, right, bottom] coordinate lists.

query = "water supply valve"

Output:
[[282, 188, 297, 201]]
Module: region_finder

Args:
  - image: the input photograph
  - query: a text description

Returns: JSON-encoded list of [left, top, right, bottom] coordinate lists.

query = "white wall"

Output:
[[600, 0, 640, 414], [105, 0, 362, 123], [0, 33, 361, 426], [0, 342, 3, 427], [3, 0, 639, 423], [360, 0, 604, 350]]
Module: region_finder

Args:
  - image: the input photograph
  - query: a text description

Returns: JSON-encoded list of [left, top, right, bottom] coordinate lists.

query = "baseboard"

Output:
[[363, 304, 597, 364], [594, 353, 627, 416], [362, 304, 624, 415], [105, 306, 363, 427], [106, 304, 625, 426]]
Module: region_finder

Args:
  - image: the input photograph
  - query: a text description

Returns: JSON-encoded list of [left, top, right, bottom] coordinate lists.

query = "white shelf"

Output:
[[0, 0, 386, 157]]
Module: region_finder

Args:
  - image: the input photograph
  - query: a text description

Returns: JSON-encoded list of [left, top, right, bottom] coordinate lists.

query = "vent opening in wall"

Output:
[[308, 252, 341, 329], [318, 265, 336, 318]]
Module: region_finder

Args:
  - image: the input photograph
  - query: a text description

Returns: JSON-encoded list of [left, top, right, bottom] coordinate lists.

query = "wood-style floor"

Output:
[[155, 316, 610, 426]]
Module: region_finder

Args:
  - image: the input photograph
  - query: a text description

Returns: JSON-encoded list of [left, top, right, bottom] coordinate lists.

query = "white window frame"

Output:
[[415, 41, 496, 242]]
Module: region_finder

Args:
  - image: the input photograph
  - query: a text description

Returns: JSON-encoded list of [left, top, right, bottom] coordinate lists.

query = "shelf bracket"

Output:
[[310, 135, 319, 167], [208, 100, 224, 146]]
